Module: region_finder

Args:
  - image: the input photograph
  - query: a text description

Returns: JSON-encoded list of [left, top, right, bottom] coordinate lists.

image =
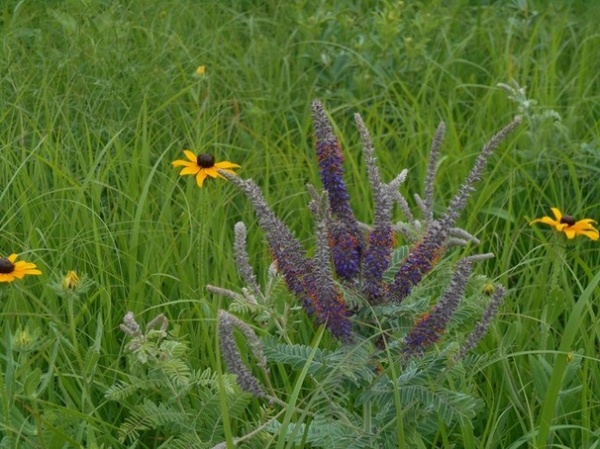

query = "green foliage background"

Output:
[[1, 0, 600, 447]]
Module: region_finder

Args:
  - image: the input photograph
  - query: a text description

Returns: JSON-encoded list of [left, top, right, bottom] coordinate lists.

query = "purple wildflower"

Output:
[[312, 100, 364, 282], [403, 258, 474, 358], [308, 186, 353, 341], [457, 284, 506, 360], [423, 122, 446, 224], [389, 116, 521, 302], [233, 222, 263, 300], [354, 113, 397, 303], [219, 173, 311, 299], [362, 225, 396, 303], [220, 171, 352, 341], [439, 116, 522, 230], [389, 221, 446, 302], [218, 310, 265, 397]]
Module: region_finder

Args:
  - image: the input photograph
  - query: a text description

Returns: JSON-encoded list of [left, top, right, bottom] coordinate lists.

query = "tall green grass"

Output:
[[1, 0, 600, 447]]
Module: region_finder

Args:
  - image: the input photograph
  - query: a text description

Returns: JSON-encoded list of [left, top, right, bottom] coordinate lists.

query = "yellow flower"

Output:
[[196, 65, 206, 75], [530, 207, 599, 241], [172, 151, 240, 187], [482, 282, 495, 296], [62, 270, 80, 290], [0, 254, 42, 283]]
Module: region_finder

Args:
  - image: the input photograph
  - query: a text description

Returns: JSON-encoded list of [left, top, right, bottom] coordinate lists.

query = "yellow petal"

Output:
[[8, 254, 18, 263], [172, 159, 194, 167], [24, 269, 42, 275], [579, 229, 600, 240], [550, 208, 563, 221], [214, 161, 241, 169], [204, 167, 219, 179], [574, 219, 597, 227], [0, 274, 15, 283], [563, 229, 577, 239], [184, 150, 197, 162], [179, 165, 201, 176], [14, 261, 37, 270], [196, 171, 208, 187], [530, 216, 559, 227]]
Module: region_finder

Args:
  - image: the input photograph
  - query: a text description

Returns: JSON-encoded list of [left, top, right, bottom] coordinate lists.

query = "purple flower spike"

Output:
[[362, 224, 396, 303], [389, 222, 446, 302], [312, 100, 364, 282], [403, 258, 474, 358], [354, 113, 397, 304], [308, 187, 354, 341]]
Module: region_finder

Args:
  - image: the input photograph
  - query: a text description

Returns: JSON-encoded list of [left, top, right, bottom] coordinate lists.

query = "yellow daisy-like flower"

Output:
[[0, 254, 42, 283], [530, 207, 599, 241], [196, 65, 206, 76], [172, 151, 240, 187]]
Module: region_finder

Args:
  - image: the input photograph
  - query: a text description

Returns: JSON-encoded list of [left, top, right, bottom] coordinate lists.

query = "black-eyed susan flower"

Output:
[[530, 207, 599, 241], [0, 254, 42, 283], [172, 151, 240, 187]]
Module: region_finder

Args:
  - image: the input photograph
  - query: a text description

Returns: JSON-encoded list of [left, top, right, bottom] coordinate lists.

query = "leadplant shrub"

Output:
[[209, 101, 521, 447]]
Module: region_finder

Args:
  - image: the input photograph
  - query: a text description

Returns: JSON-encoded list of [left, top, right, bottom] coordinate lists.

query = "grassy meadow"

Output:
[[2, 0, 600, 447]]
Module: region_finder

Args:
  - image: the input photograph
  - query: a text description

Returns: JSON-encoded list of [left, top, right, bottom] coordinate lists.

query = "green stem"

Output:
[[363, 400, 372, 434], [197, 190, 209, 291], [535, 269, 600, 447], [66, 295, 90, 414]]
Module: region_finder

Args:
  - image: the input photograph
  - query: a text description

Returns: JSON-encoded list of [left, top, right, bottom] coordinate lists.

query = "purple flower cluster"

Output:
[[308, 282, 352, 341], [389, 116, 522, 304], [307, 187, 354, 341], [221, 172, 352, 341], [217, 102, 520, 347]]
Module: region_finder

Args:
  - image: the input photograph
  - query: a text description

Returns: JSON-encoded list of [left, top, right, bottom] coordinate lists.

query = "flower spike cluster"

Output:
[[402, 254, 493, 357], [220, 171, 353, 341], [403, 258, 474, 357], [306, 186, 354, 340], [213, 100, 519, 348], [389, 116, 522, 302]]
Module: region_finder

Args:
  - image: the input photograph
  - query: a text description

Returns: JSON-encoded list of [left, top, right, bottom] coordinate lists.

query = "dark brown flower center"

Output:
[[0, 258, 15, 274], [196, 154, 215, 168], [560, 215, 576, 226]]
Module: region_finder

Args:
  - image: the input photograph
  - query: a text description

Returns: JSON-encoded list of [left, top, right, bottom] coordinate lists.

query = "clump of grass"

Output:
[[1, 0, 600, 447]]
